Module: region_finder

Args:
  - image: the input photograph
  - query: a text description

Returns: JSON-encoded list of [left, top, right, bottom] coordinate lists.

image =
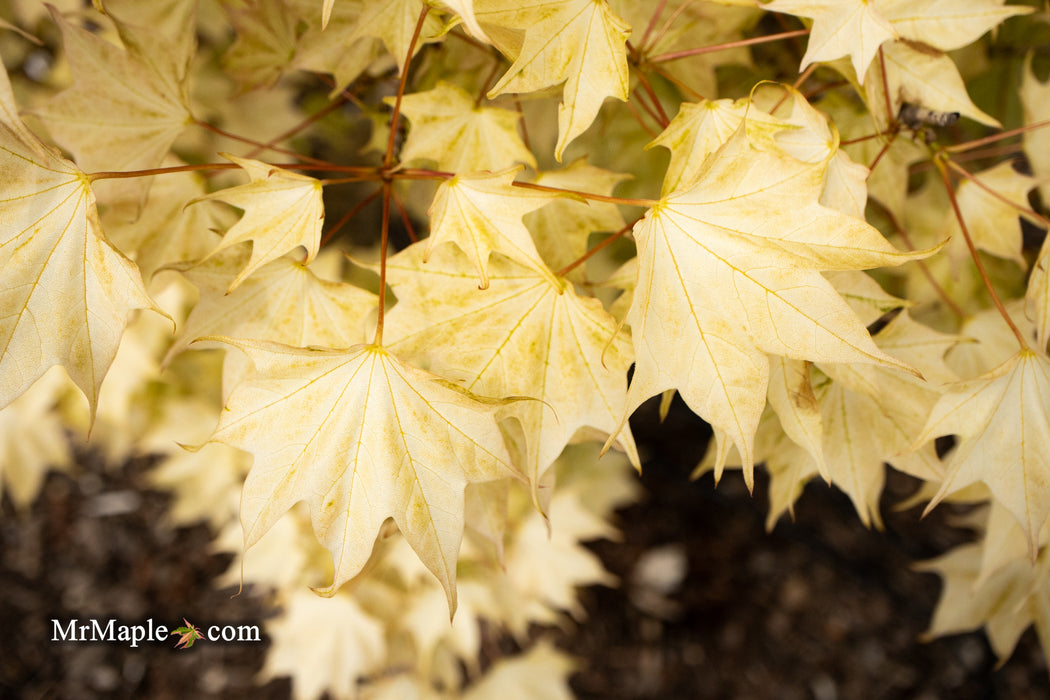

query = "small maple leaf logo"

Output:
[[171, 619, 203, 649]]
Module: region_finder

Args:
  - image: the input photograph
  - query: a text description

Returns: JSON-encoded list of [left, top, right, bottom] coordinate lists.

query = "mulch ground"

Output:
[[2, 397, 1048, 699]]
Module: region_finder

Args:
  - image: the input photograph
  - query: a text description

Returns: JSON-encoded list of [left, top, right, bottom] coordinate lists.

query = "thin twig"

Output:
[[650, 29, 809, 63], [557, 219, 638, 278], [935, 157, 1029, 349], [320, 188, 381, 247]]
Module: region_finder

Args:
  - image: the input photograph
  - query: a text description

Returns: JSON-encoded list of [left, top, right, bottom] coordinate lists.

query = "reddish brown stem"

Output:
[[634, 71, 670, 127], [946, 158, 1050, 228], [512, 180, 658, 207], [935, 157, 1029, 349], [88, 162, 238, 181], [649, 29, 809, 63], [384, 6, 430, 170], [625, 98, 659, 138], [195, 120, 329, 165], [375, 183, 392, 345], [320, 188, 381, 247], [244, 95, 349, 160], [638, 0, 669, 52], [557, 219, 638, 278], [392, 189, 419, 244], [946, 119, 1050, 154]]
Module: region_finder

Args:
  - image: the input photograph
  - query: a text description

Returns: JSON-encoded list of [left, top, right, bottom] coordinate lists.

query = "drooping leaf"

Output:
[[195, 154, 325, 293], [0, 63, 160, 414], [385, 243, 639, 509], [763, 0, 898, 80], [423, 167, 554, 288], [394, 81, 536, 173], [480, 0, 631, 160], [207, 340, 516, 612], [916, 349, 1050, 555], [35, 5, 194, 201], [619, 126, 924, 486]]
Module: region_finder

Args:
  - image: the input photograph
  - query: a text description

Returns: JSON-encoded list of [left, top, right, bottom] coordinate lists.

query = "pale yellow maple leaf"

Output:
[[196, 155, 324, 293], [763, 0, 898, 80], [480, 0, 631, 160], [766, 357, 825, 477], [299, 0, 383, 95], [916, 349, 1050, 555], [222, 0, 302, 89], [1021, 56, 1050, 204], [524, 159, 629, 275], [647, 98, 787, 196], [0, 63, 160, 414], [435, 0, 491, 42], [261, 589, 386, 700], [948, 302, 1036, 379], [166, 250, 377, 363], [462, 641, 575, 700], [773, 88, 869, 219], [945, 160, 1038, 271], [1028, 236, 1050, 353], [501, 490, 617, 630], [394, 82, 536, 173], [812, 312, 955, 526], [346, 0, 446, 74], [385, 243, 639, 511], [826, 270, 911, 326], [424, 167, 554, 288], [618, 126, 923, 487], [34, 5, 194, 201], [822, 90, 926, 220], [207, 340, 516, 611], [877, 0, 1033, 52], [863, 39, 999, 129], [0, 368, 75, 509], [916, 533, 1050, 662]]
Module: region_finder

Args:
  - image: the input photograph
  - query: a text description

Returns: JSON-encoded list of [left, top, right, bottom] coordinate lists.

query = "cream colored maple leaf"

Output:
[[196, 155, 324, 293], [462, 641, 575, 700], [480, 0, 631, 160], [945, 161, 1038, 271], [1021, 57, 1050, 205], [223, 0, 302, 89], [864, 40, 999, 129], [167, 251, 377, 362], [877, 0, 1033, 52], [619, 127, 923, 487], [345, 0, 446, 74], [436, 0, 490, 42], [299, 0, 383, 95], [917, 528, 1050, 662], [261, 589, 386, 700], [385, 243, 639, 509], [0, 64, 159, 414], [647, 98, 787, 196], [35, 5, 194, 201], [763, 0, 898, 80], [916, 349, 1050, 555], [394, 82, 536, 173], [1028, 237, 1050, 353], [208, 340, 516, 611], [0, 368, 75, 509], [424, 167, 554, 288]]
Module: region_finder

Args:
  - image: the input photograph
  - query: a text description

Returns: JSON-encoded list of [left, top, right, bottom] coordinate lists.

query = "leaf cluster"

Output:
[[2, 0, 1050, 696]]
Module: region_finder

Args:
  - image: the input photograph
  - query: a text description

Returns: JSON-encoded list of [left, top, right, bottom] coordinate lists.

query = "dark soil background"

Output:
[[2, 397, 1048, 699]]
